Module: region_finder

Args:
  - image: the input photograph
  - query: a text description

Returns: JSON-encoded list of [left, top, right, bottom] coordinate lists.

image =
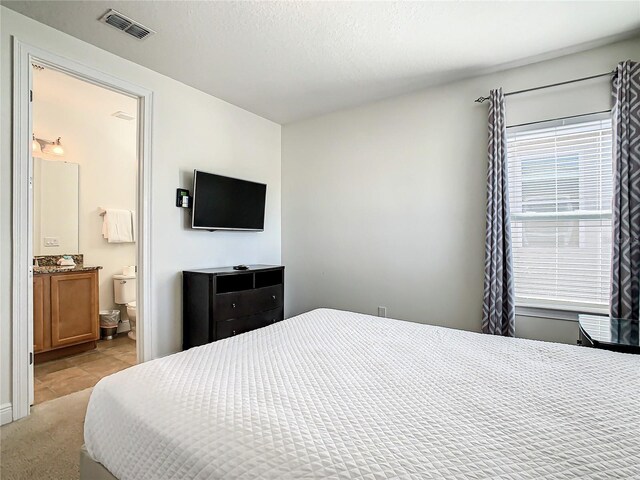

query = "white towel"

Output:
[[102, 209, 134, 243]]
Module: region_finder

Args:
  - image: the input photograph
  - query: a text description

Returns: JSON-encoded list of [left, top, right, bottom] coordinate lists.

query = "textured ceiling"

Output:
[[4, 1, 640, 123]]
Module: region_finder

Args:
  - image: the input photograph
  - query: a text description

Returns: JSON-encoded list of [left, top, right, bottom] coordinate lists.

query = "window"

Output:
[[506, 114, 612, 313]]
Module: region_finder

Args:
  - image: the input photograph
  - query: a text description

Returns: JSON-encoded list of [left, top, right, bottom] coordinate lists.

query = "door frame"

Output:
[[12, 38, 154, 421]]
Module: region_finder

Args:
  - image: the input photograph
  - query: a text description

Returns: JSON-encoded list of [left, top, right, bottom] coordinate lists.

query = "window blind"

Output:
[[506, 115, 612, 312]]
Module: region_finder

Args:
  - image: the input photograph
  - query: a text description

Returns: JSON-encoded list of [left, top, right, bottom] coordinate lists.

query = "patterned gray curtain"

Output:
[[482, 88, 516, 336], [610, 60, 640, 320]]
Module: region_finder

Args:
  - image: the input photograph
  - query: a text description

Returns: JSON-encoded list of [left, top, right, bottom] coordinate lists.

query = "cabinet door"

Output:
[[33, 275, 47, 352], [50, 271, 99, 347]]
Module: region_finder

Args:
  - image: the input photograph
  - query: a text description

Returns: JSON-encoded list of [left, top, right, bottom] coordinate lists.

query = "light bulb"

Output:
[[32, 135, 42, 156], [46, 137, 64, 156]]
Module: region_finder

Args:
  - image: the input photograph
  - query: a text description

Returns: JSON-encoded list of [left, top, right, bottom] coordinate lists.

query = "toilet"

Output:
[[113, 273, 137, 340], [126, 301, 137, 340]]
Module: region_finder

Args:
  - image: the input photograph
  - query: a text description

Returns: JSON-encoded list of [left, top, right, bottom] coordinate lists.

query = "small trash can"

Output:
[[99, 309, 120, 340]]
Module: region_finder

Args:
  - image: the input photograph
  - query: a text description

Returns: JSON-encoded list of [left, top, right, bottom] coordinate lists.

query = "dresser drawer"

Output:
[[216, 307, 283, 340], [215, 285, 283, 320]]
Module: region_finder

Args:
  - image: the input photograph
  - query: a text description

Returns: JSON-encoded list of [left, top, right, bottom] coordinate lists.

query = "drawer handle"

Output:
[[232, 303, 236, 308], [232, 330, 236, 336]]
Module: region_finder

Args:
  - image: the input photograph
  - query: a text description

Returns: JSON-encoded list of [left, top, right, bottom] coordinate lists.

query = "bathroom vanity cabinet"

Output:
[[33, 268, 100, 362]]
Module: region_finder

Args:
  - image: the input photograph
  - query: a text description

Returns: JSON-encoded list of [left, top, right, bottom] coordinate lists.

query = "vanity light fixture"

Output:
[[34, 136, 65, 156]]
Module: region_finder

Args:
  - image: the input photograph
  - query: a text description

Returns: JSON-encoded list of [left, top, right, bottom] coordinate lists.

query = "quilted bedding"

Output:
[[84, 308, 640, 479]]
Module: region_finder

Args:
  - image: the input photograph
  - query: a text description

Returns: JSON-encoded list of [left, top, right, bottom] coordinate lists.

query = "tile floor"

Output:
[[34, 334, 136, 404]]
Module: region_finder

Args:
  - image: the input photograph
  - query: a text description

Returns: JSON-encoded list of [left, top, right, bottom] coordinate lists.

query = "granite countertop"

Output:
[[33, 265, 102, 275]]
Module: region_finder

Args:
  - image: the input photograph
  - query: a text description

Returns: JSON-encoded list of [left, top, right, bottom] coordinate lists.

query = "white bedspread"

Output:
[[85, 308, 640, 479]]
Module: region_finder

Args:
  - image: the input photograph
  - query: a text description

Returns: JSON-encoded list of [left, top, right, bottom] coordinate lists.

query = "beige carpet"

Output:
[[1, 387, 92, 480]]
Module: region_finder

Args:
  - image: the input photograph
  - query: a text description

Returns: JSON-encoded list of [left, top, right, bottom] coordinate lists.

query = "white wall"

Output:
[[1, 7, 281, 408], [32, 67, 138, 312], [282, 37, 640, 344]]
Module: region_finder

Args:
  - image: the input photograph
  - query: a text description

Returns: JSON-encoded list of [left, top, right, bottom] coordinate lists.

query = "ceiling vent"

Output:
[[99, 9, 155, 40]]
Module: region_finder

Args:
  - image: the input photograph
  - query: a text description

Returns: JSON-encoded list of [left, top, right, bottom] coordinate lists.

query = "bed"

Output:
[[83, 308, 640, 479]]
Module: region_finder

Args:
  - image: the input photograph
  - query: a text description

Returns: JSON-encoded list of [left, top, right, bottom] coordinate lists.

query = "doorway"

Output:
[[12, 41, 153, 421], [31, 65, 138, 404]]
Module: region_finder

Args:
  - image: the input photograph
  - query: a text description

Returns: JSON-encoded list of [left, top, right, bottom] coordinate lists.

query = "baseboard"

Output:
[[1, 403, 13, 425]]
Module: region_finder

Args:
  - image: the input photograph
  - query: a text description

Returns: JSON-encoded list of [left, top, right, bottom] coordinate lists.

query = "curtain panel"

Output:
[[482, 88, 516, 336], [610, 60, 640, 320]]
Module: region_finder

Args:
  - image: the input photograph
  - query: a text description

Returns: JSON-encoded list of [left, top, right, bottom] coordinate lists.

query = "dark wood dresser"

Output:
[[182, 265, 284, 350]]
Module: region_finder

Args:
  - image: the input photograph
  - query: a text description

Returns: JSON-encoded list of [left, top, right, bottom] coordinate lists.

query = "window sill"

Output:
[[515, 304, 608, 322]]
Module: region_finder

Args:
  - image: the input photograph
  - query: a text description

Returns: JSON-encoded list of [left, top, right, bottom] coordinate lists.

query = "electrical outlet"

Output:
[[43, 236, 59, 247], [378, 306, 387, 318]]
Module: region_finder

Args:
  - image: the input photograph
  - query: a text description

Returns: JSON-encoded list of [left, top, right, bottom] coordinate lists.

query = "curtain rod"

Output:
[[474, 70, 616, 104]]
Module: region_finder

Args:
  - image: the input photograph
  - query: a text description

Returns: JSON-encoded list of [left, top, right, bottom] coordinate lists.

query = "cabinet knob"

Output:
[[272, 295, 276, 300], [232, 303, 236, 308]]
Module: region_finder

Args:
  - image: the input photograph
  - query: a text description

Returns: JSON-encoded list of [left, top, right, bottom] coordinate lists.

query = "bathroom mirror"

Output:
[[32, 158, 79, 255]]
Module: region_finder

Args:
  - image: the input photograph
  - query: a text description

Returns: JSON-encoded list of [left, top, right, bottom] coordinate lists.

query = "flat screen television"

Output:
[[191, 170, 266, 231]]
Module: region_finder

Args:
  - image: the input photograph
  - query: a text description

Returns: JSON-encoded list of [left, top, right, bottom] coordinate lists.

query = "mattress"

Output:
[[84, 308, 640, 479]]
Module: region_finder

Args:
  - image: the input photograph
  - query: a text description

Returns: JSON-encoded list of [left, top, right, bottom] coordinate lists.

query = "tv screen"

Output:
[[192, 170, 266, 231]]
